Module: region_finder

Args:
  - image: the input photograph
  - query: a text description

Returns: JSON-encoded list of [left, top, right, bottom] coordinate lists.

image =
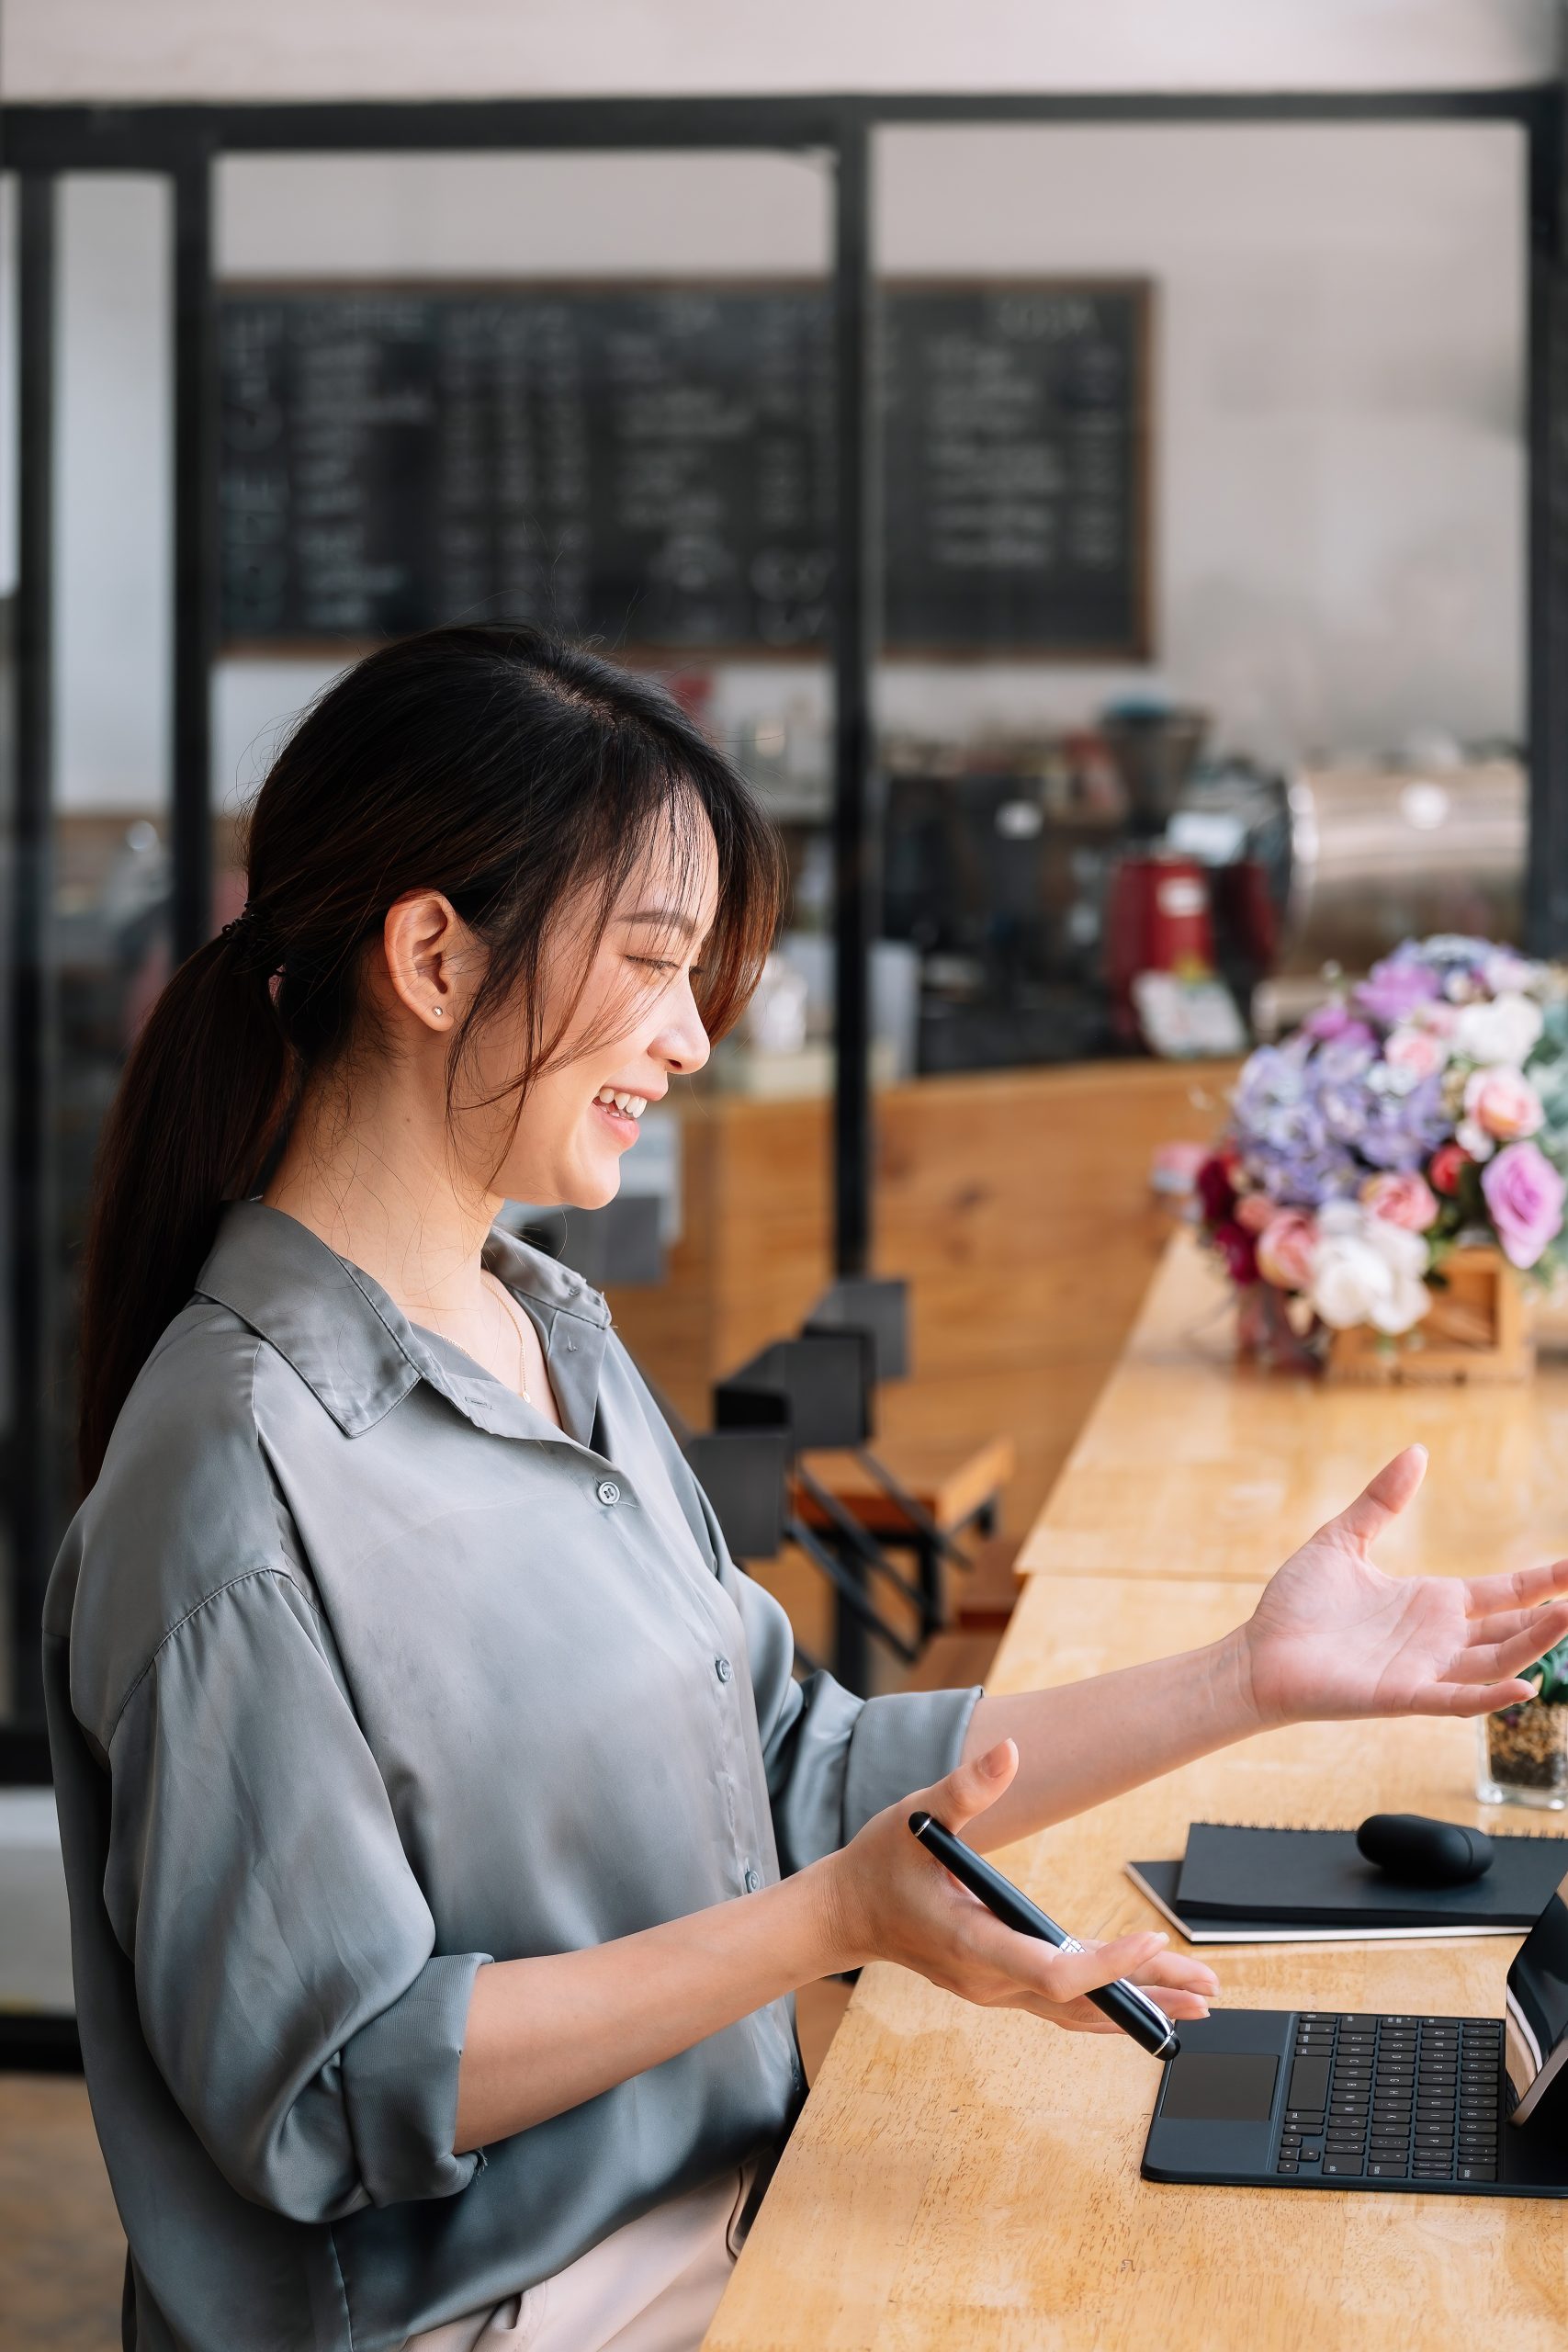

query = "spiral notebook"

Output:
[[1126, 1821, 1568, 1945]]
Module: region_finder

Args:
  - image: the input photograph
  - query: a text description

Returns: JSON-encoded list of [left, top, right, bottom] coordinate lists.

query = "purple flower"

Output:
[[1229, 1021, 1452, 1207], [1303, 1002, 1375, 1048], [1353, 1073, 1451, 1172], [1354, 954, 1440, 1027], [1482, 1142, 1566, 1270]]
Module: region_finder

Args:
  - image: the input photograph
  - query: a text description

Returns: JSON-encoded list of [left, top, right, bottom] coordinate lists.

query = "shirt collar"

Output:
[[194, 1199, 612, 1445]]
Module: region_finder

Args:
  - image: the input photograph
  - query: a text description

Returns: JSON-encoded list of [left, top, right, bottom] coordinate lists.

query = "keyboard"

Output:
[[1278, 2012, 1505, 2184]]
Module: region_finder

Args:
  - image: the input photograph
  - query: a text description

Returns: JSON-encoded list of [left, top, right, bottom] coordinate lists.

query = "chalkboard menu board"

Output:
[[882, 283, 1148, 655], [218, 280, 1149, 658]]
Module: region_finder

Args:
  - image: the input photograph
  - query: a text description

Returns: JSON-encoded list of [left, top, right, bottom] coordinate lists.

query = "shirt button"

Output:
[[744, 1865, 761, 1894], [714, 1656, 732, 1683], [595, 1479, 621, 1507]]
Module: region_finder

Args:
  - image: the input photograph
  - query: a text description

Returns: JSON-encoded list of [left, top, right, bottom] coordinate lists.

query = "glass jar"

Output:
[[1476, 1701, 1568, 1809], [1234, 1283, 1323, 1375]]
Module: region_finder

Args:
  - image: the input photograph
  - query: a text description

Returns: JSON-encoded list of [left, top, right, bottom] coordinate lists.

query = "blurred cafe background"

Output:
[[4, 0, 1568, 2321]]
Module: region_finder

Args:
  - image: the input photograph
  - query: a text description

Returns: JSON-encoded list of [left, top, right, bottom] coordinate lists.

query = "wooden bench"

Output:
[[791, 1434, 1016, 1545], [790, 1434, 1017, 1689]]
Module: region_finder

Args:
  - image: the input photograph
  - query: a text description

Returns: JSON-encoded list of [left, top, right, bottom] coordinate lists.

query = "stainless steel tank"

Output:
[[1279, 756, 1526, 976]]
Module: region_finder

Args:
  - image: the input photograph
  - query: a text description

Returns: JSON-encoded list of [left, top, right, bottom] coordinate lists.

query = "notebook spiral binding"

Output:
[[1190, 1818, 1565, 1842]]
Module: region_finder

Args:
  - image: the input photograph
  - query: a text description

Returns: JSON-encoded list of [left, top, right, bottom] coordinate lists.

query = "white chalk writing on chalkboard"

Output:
[[218, 280, 1148, 655]]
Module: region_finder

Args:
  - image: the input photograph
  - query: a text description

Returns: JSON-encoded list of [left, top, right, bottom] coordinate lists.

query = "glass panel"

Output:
[[873, 121, 1527, 1071], [0, 172, 18, 1727], [3, 175, 175, 1731], [209, 145, 839, 1664], [211, 147, 836, 1093]]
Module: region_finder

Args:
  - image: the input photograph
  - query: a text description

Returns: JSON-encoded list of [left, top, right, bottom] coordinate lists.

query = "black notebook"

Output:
[[1122, 1859, 1517, 1944], [1168, 1821, 1568, 1930]]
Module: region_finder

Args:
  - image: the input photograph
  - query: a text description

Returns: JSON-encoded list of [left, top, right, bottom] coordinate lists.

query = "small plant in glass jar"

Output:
[[1477, 1637, 1568, 1809]]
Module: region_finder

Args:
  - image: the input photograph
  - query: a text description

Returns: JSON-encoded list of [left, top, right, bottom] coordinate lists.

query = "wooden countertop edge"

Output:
[[677, 1056, 1241, 1123]]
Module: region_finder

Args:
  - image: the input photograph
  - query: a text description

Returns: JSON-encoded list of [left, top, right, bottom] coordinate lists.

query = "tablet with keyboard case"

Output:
[[1142, 1862, 1568, 2197]]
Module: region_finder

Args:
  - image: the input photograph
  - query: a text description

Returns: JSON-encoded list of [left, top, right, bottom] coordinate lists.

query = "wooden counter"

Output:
[[1021, 1231, 1568, 1588], [705, 1241, 1568, 2352], [609, 1061, 1234, 1539]]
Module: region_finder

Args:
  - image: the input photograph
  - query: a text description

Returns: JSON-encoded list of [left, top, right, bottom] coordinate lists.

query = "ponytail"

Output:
[[73, 621, 782, 1494], [77, 928, 295, 1486]]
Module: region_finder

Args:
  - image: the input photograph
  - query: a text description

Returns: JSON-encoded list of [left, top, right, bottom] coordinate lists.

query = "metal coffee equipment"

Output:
[[1280, 756, 1525, 972], [1249, 754, 1526, 1035], [1100, 707, 1211, 842]]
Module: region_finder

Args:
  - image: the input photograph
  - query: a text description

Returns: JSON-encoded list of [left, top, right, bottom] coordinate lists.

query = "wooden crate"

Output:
[[1326, 1244, 1532, 1385]]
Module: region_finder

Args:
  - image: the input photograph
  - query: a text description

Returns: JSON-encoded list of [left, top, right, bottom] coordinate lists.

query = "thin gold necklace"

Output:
[[482, 1272, 532, 1405]]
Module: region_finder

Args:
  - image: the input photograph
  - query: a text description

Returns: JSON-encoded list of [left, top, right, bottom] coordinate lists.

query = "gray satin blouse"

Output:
[[42, 1201, 978, 2352]]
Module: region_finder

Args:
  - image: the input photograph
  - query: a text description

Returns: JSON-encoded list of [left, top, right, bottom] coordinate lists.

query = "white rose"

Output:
[[1376, 1272, 1434, 1335], [1453, 991, 1545, 1069], [1309, 1211, 1432, 1335], [1484, 950, 1548, 998], [1363, 1218, 1432, 1333], [1369, 1219, 1427, 1280], [1311, 1234, 1393, 1329]]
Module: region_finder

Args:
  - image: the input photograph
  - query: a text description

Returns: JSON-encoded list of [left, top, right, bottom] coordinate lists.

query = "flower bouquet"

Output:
[[1197, 936, 1568, 1377]]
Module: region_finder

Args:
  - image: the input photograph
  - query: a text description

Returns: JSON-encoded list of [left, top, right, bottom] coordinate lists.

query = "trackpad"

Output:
[[1160, 2052, 1280, 2122], [1142, 2014, 1292, 2185]]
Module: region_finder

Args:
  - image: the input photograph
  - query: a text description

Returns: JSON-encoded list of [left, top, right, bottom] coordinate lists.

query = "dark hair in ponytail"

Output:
[[78, 623, 784, 1487]]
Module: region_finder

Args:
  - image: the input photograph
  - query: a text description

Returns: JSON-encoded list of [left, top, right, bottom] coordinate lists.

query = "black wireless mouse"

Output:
[[1356, 1812, 1494, 1887]]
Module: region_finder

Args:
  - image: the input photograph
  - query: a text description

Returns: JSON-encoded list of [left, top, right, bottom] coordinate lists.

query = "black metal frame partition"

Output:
[[3, 85, 1565, 1767]]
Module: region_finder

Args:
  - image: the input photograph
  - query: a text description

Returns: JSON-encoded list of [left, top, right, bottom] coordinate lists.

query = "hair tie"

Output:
[[219, 902, 280, 976]]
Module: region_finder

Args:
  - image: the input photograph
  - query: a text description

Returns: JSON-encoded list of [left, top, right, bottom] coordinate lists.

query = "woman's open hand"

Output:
[[1242, 1444, 1568, 1726], [818, 1738, 1217, 2032]]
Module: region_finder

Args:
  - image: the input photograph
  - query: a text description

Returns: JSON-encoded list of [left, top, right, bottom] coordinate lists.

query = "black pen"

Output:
[[908, 1810, 1180, 2059]]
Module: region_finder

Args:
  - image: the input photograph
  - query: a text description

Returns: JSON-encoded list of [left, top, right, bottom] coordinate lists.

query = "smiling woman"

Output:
[[41, 626, 1568, 2352], [76, 625, 779, 1475]]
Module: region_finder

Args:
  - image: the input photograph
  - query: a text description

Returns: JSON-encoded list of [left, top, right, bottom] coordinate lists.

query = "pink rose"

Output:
[[1256, 1209, 1319, 1291], [1482, 1141, 1567, 1271], [1360, 1170, 1439, 1232], [1382, 1027, 1446, 1081], [1235, 1193, 1275, 1235], [1463, 1064, 1545, 1144]]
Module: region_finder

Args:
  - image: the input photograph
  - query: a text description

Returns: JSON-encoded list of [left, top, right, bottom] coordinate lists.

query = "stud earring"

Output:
[[432, 1006, 445, 1019]]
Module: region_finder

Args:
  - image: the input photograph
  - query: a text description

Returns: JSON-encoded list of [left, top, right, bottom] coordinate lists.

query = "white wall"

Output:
[[874, 122, 1525, 763], [53, 179, 174, 815], [208, 125, 1525, 812], [0, 185, 17, 598], [2, 0, 1559, 100]]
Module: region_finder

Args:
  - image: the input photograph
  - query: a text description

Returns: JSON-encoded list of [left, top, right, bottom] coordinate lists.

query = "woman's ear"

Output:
[[380, 890, 468, 1032]]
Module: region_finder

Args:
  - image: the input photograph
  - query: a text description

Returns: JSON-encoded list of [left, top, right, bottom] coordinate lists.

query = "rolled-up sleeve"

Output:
[[716, 1526, 982, 1873], [98, 1567, 490, 2222]]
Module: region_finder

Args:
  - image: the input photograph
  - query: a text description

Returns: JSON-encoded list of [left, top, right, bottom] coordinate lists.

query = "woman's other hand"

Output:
[[817, 1738, 1217, 2032], [1242, 1443, 1568, 1725]]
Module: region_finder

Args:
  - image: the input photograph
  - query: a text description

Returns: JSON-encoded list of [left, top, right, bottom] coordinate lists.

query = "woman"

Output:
[[44, 625, 1568, 2352]]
